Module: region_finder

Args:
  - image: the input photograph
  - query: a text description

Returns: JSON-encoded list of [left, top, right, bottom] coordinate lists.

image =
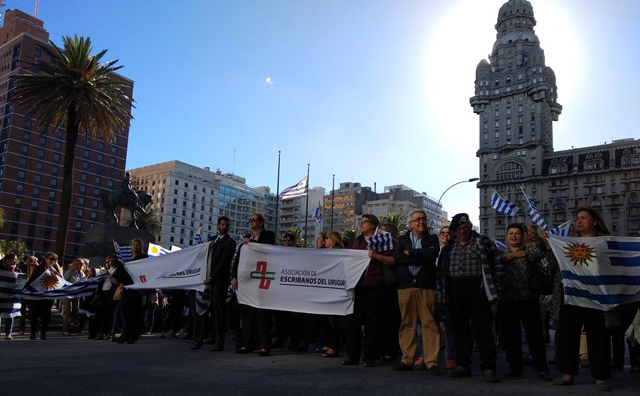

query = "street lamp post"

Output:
[[435, 177, 479, 227]]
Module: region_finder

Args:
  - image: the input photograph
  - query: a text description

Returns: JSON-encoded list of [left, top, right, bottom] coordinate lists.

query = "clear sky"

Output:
[[8, 0, 640, 225]]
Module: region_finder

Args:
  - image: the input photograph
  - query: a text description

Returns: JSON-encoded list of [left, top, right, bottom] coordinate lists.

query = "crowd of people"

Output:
[[1, 206, 639, 392]]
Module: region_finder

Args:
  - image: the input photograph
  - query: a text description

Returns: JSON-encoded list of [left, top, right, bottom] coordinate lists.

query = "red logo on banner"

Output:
[[250, 261, 276, 290], [140, 275, 147, 283]]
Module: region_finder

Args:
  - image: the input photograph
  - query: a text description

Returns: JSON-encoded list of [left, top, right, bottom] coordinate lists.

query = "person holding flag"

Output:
[[550, 206, 612, 391], [25, 252, 62, 340], [342, 214, 394, 368]]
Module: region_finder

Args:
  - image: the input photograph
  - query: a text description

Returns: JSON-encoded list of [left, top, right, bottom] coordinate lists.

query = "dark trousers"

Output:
[[346, 286, 384, 363], [188, 291, 206, 343], [30, 300, 54, 338], [380, 285, 400, 358], [241, 304, 272, 350], [97, 298, 114, 335], [556, 304, 611, 380], [210, 283, 228, 348], [120, 290, 142, 342], [498, 298, 548, 373], [448, 276, 497, 372]]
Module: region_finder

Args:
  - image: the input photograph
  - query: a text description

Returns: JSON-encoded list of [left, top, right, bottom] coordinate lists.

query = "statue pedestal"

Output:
[[81, 224, 155, 267]]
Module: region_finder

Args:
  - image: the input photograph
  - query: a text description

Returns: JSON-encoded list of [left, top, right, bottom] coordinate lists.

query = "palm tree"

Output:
[[284, 228, 303, 246], [126, 209, 161, 236], [379, 211, 409, 235], [15, 35, 134, 261]]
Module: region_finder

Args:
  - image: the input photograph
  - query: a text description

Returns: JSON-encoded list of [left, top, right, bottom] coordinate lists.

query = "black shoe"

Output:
[[539, 371, 552, 381], [258, 349, 270, 357], [393, 363, 413, 371], [341, 359, 359, 366], [235, 347, 253, 354], [483, 370, 500, 383], [504, 369, 522, 377], [427, 366, 441, 376], [362, 359, 375, 368], [191, 342, 203, 350], [449, 366, 471, 378]]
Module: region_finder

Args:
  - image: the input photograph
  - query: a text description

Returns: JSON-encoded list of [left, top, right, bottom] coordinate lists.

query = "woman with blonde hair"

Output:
[[61, 258, 88, 335]]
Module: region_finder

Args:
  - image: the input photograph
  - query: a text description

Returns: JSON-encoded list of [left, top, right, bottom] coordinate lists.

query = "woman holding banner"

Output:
[[342, 214, 394, 368], [551, 206, 611, 391]]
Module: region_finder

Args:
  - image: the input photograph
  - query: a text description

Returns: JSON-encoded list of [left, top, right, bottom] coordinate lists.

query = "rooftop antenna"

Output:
[[232, 147, 236, 175], [34, 0, 40, 18]]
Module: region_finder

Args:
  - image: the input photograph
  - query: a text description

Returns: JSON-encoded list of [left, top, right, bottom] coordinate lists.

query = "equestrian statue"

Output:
[[100, 172, 152, 229]]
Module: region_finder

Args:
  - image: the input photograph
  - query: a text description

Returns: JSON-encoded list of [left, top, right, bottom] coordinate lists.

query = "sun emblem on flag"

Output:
[[40, 273, 59, 290], [563, 242, 596, 267]]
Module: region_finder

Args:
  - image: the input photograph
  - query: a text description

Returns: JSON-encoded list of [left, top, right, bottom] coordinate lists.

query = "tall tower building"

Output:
[[0, 9, 133, 259], [472, 0, 640, 239]]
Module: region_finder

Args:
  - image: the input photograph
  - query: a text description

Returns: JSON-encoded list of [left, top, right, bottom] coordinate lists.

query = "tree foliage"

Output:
[[379, 211, 409, 235], [127, 209, 162, 235], [0, 239, 28, 260]]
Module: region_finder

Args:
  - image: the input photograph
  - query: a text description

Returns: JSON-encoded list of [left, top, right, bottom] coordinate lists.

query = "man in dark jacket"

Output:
[[231, 213, 276, 356], [392, 210, 440, 373], [203, 216, 236, 351]]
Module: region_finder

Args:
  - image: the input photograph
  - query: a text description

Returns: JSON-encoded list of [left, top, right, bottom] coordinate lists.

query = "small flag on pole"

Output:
[[520, 186, 547, 229], [491, 189, 520, 216], [280, 176, 308, 200], [113, 241, 132, 263], [147, 243, 172, 257], [550, 220, 572, 237], [367, 229, 393, 252], [494, 239, 507, 249], [195, 226, 204, 245], [313, 202, 322, 223]]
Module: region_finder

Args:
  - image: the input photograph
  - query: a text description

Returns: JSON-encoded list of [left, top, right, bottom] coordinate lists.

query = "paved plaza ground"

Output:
[[2, 330, 638, 396]]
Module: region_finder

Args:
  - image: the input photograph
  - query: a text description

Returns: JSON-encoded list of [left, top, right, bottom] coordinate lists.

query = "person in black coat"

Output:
[[231, 213, 276, 356], [117, 238, 148, 344]]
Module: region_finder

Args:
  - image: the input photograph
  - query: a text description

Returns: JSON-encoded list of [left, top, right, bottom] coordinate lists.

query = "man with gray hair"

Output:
[[392, 210, 441, 374]]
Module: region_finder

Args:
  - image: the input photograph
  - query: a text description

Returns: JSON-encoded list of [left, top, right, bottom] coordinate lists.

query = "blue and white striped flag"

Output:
[[195, 226, 204, 245], [114, 241, 132, 263], [0, 270, 25, 318], [147, 243, 173, 257], [367, 229, 393, 252], [494, 240, 507, 249], [192, 227, 209, 312], [21, 270, 104, 300], [520, 187, 547, 229], [313, 202, 322, 223], [550, 220, 572, 237], [491, 189, 520, 216], [547, 235, 640, 310], [280, 176, 308, 200]]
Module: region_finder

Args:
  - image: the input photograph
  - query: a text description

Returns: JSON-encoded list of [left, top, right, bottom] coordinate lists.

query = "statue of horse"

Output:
[[100, 189, 152, 229]]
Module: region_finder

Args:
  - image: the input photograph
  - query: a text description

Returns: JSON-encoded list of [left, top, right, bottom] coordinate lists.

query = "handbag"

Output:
[[113, 284, 124, 301], [529, 256, 553, 296]]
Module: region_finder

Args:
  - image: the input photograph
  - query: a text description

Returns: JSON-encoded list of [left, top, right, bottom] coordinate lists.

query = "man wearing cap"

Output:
[[437, 213, 504, 383]]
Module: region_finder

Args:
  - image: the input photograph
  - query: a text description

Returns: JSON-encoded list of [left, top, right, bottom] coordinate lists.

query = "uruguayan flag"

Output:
[[313, 203, 322, 223], [148, 243, 173, 257], [0, 270, 25, 318], [520, 187, 547, 229], [547, 235, 640, 311], [494, 239, 507, 249], [114, 241, 132, 263], [195, 290, 211, 315], [195, 227, 204, 245], [21, 270, 104, 300], [280, 176, 308, 200], [491, 189, 519, 216], [550, 220, 572, 237], [367, 229, 393, 252]]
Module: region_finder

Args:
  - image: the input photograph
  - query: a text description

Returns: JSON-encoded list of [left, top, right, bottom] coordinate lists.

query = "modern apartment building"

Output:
[[128, 160, 277, 246]]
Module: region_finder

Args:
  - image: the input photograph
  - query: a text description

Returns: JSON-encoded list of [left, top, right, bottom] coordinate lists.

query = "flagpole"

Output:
[[330, 174, 335, 231], [304, 163, 310, 247], [275, 150, 281, 238]]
